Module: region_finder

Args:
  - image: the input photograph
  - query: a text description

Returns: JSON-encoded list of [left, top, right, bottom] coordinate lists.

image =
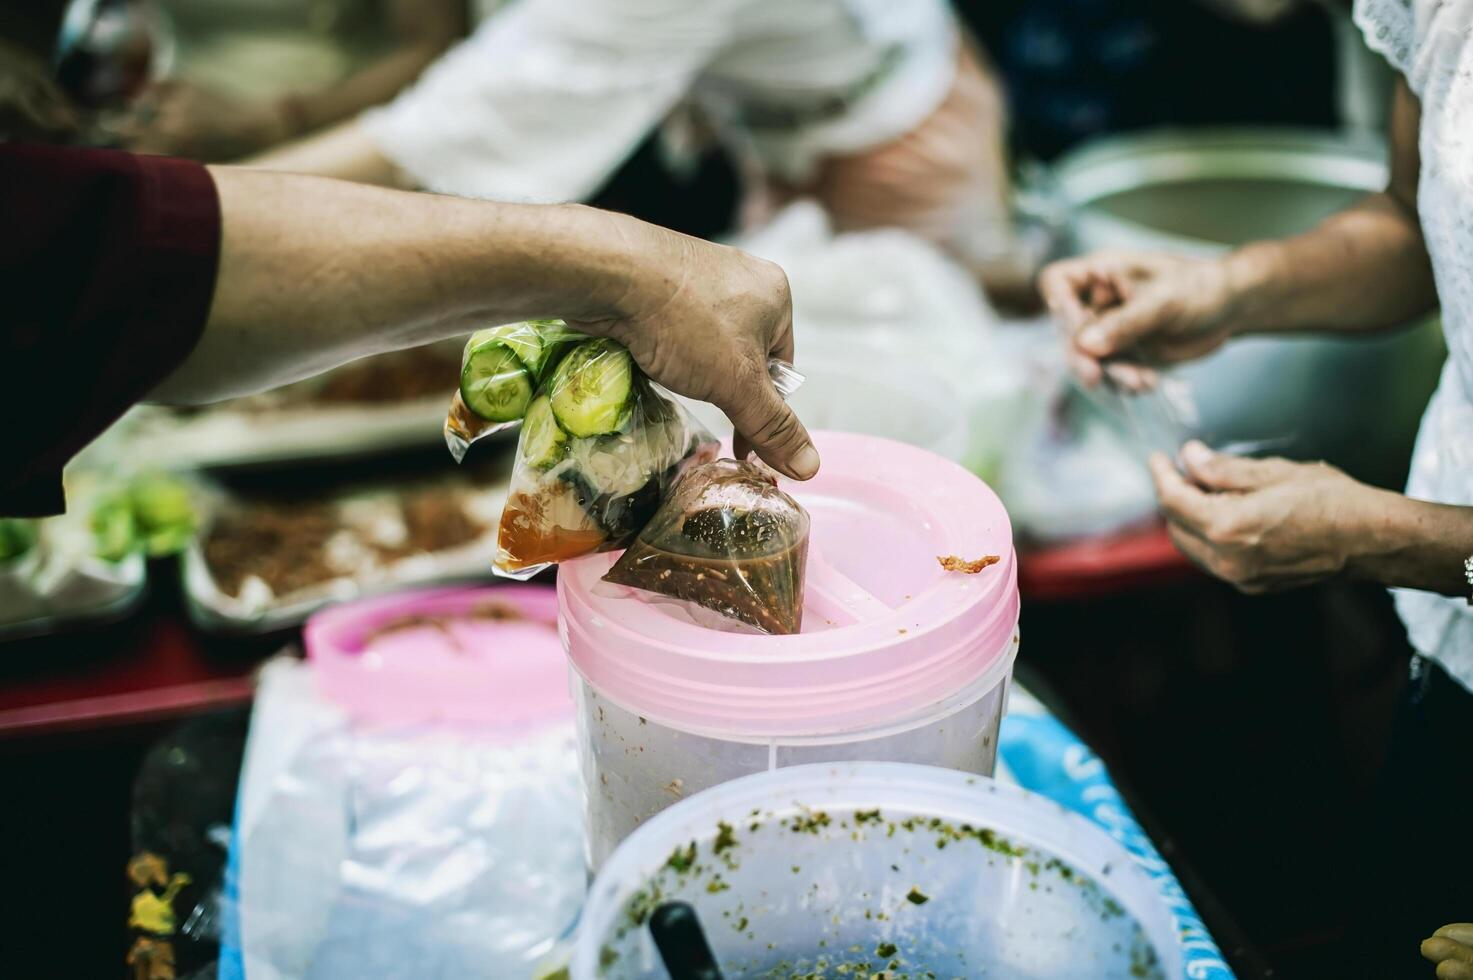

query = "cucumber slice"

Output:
[[468, 323, 544, 374], [534, 337, 578, 384], [460, 344, 534, 422], [548, 338, 634, 437], [520, 395, 569, 469]]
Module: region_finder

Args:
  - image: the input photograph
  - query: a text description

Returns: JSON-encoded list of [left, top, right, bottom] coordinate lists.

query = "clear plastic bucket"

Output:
[[573, 762, 1182, 979], [558, 432, 1020, 870]]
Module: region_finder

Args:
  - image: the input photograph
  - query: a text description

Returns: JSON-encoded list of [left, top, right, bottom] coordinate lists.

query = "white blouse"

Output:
[[1355, 0, 1473, 692], [359, 0, 957, 203]]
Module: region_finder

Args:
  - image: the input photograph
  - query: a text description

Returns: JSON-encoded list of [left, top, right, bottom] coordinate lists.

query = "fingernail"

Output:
[[1182, 441, 1212, 466], [789, 446, 820, 480], [1072, 324, 1107, 352]]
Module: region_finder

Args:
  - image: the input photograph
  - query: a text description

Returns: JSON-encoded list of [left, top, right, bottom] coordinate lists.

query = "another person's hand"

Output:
[[1039, 251, 1238, 389], [121, 81, 291, 161], [1424, 923, 1473, 979], [575, 213, 819, 480], [1148, 441, 1385, 593]]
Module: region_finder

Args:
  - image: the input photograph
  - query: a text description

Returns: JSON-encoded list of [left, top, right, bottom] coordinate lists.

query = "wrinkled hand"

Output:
[[121, 81, 286, 161], [578, 215, 818, 481], [1149, 441, 1382, 593], [1039, 250, 1237, 390], [1424, 924, 1473, 980]]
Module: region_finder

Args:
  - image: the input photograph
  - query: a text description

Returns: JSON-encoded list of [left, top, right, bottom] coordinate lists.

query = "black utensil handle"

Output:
[[649, 901, 725, 980]]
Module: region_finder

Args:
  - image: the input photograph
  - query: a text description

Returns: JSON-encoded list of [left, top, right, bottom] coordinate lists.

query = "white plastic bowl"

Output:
[[573, 762, 1182, 980]]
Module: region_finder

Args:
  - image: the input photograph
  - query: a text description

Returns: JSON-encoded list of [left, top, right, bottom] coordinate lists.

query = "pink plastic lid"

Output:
[[558, 431, 1019, 737], [305, 585, 573, 736]]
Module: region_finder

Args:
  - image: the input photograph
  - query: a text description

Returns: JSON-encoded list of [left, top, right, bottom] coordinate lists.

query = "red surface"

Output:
[[0, 612, 260, 740], [0, 524, 1197, 740], [1018, 521, 1200, 602]]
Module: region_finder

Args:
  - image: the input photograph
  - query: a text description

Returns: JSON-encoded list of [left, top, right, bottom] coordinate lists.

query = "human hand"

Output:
[[1039, 251, 1238, 390], [121, 81, 288, 161], [1424, 924, 1473, 980], [576, 214, 818, 481], [1149, 441, 1384, 593]]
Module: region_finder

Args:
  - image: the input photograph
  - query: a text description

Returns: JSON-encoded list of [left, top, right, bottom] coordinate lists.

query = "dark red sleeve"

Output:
[[1, 144, 220, 516]]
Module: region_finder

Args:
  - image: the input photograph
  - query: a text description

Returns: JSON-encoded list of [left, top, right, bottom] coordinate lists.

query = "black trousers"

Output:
[[1356, 655, 1473, 978]]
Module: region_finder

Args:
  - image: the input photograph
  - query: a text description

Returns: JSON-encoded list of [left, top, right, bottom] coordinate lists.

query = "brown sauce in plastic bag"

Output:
[[602, 460, 809, 634]]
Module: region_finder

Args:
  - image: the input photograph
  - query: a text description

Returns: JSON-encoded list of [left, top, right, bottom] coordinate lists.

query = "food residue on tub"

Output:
[[905, 886, 930, 905], [937, 554, 1000, 574], [787, 808, 833, 835], [360, 601, 526, 646]]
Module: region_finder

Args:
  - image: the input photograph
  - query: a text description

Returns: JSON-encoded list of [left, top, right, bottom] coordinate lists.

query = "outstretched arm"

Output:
[[1041, 80, 1437, 388], [153, 167, 818, 479]]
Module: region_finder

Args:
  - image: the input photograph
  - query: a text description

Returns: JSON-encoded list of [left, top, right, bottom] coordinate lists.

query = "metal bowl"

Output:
[[1050, 128, 1445, 487]]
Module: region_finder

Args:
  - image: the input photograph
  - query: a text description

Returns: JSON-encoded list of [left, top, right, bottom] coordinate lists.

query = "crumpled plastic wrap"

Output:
[[602, 458, 811, 634], [227, 658, 585, 980]]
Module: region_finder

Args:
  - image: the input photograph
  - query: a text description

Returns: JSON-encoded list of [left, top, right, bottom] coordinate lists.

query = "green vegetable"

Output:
[[518, 319, 582, 381], [0, 518, 38, 563], [461, 340, 535, 423], [520, 394, 569, 469], [472, 322, 545, 373], [91, 498, 138, 562], [548, 338, 634, 437], [90, 475, 198, 561], [131, 476, 197, 557]]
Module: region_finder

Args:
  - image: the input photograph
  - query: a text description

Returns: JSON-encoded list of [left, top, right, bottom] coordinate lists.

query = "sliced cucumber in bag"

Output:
[[520, 395, 569, 470], [468, 322, 544, 372], [460, 343, 535, 422], [548, 338, 634, 437]]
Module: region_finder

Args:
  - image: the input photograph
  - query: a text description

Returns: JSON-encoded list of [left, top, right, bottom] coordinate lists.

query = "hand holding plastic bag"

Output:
[[603, 458, 810, 634]]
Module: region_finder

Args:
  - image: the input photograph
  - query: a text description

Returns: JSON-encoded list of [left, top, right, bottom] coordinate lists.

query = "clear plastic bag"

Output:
[[225, 659, 584, 980], [601, 458, 811, 634], [444, 320, 586, 462], [493, 338, 723, 579]]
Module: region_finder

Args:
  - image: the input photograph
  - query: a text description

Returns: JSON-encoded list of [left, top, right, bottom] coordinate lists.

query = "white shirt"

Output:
[[1355, 0, 1473, 693], [360, 0, 957, 202]]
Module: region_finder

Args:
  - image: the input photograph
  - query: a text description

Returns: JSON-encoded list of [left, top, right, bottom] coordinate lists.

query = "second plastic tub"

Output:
[[573, 763, 1182, 979], [558, 431, 1020, 869]]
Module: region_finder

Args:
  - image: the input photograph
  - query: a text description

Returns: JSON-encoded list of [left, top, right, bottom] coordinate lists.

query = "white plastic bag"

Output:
[[232, 659, 585, 980]]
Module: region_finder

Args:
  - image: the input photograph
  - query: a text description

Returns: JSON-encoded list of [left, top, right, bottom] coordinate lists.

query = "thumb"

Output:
[[1180, 441, 1282, 491], [1075, 295, 1171, 359], [722, 377, 819, 480]]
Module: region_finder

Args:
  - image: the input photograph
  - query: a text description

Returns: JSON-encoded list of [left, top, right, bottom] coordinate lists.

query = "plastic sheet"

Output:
[[226, 658, 585, 980], [492, 338, 734, 579], [602, 458, 811, 634]]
